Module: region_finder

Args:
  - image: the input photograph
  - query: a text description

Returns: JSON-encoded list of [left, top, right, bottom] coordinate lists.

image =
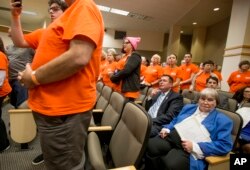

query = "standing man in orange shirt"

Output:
[[179, 53, 199, 91], [10, 0, 104, 169]]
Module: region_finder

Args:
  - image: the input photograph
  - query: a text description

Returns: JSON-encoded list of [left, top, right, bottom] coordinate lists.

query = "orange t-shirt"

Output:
[[24, 28, 44, 49], [179, 63, 199, 90], [213, 70, 222, 81], [195, 72, 211, 92], [101, 62, 116, 89], [227, 70, 250, 93], [140, 64, 147, 78], [144, 65, 163, 88], [163, 66, 181, 92], [25, 0, 104, 116], [0, 52, 12, 97]]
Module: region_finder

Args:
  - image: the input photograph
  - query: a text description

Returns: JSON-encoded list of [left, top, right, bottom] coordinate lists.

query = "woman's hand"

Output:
[[10, 0, 22, 17], [182, 140, 193, 153]]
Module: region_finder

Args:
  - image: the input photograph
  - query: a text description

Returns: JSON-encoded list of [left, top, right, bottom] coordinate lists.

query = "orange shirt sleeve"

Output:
[[0, 52, 12, 96], [24, 28, 45, 49]]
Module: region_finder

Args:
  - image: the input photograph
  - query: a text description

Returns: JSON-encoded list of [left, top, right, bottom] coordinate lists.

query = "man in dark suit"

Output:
[[145, 75, 184, 137]]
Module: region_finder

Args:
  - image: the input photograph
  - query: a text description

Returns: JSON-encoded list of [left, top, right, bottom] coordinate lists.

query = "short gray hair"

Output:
[[199, 88, 220, 105]]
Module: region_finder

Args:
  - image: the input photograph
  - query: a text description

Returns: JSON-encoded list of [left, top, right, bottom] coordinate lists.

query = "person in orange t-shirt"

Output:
[[142, 54, 163, 88], [10, 0, 104, 169], [227, 60, 250, 93], [100, 50, 117, 89], [163, 54, 181, 92], [190, 60, 217, 92], [110, 37, 141, 101], [0, 37, 12, 152], [179, 53, 199, 91]]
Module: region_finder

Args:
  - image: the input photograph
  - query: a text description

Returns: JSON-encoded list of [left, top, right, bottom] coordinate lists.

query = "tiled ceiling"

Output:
[[0, 0, 233, 34]]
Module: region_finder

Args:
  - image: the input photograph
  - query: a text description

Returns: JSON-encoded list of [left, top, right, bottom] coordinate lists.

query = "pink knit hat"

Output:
[[125, 37, 141, 50]]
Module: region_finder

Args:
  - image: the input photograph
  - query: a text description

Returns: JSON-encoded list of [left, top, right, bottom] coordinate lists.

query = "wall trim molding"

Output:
[[224, 52, 250, 57], [225, 45, 250, 51]]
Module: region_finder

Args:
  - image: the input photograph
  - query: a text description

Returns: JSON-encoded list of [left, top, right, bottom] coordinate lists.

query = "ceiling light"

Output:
[[213, 8, 220, 11], [110, 8, 129, 16], [97, 5, 110, 12], [192, 22, 197, 25]]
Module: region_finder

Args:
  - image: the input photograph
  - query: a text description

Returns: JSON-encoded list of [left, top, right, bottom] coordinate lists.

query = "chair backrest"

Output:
[[135, 86, 149, 104], [95, 85, 112, 111], [241, 102, 250, 108], [142, 87, 153, 108], [182, 89, 199, 102], [96, 81, 104, 101], [101, 92, 126, 129], [8, 109, 37, 144], [183, 97, 192, 105], [109, 102, 151, 168], [227, 98, 238, 112], [217, 90, 234, 99], [216, 108, 243, 150]]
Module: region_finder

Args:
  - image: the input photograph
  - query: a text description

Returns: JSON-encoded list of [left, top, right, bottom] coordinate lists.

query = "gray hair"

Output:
[[199, 88, 220, 105]]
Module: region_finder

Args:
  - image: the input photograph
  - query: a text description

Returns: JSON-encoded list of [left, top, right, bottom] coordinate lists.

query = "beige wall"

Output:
[[103, 28, 165, 51], [203, 18, 230, 65]]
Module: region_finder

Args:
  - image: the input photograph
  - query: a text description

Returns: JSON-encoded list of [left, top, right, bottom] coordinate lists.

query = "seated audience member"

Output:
[[145, 88, 233, 170], [192, 76, 229, 110], [227, 60, 250, 93], [145, 75, 183, 137], [236, 107, 250, 154], [190, 60, 217, 92], [232, 86, 250, 109]]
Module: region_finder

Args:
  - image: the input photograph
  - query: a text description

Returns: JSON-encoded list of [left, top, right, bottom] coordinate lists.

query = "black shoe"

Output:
[[32, 154, 44, 165]]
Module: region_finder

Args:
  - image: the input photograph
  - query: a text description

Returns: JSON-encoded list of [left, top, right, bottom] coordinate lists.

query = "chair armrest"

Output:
[[88, 126, 112, 132], [93, 109, 103, 113], [109, 165, 136, 170], [92, 109, 104, 125], [135, 100, 142, 105], [205, 154, 230, 165], [8, 109, 32, 113]]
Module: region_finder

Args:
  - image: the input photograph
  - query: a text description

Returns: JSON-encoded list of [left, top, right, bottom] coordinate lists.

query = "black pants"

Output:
[[0, 95, 9, 151], [145, 129, 189, 170]]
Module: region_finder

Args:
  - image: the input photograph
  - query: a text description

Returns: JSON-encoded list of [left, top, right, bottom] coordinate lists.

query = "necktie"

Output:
[[148, 93, 166, 118]]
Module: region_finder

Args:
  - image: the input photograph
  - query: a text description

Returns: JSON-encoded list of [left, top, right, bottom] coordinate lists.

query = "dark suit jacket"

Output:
[[145, 90, 184, 137]]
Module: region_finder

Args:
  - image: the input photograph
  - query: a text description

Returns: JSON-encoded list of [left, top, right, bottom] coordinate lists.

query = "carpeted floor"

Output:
[[0, 104, 46, 170]]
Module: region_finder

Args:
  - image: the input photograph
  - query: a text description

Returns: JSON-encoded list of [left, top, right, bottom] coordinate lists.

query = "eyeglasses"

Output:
[[48, 6, 62, 13]]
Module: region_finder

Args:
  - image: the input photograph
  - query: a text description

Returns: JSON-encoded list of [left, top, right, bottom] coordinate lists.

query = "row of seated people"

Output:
[[96, 74, 249, 170]]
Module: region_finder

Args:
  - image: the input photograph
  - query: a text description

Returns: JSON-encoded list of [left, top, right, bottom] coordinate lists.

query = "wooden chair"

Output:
[[205, 108, 243, 170], [8, 109, 37, 149]]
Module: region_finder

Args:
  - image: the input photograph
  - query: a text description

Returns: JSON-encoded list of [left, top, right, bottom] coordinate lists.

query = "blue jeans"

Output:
[[9, 79, 28, 108]]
